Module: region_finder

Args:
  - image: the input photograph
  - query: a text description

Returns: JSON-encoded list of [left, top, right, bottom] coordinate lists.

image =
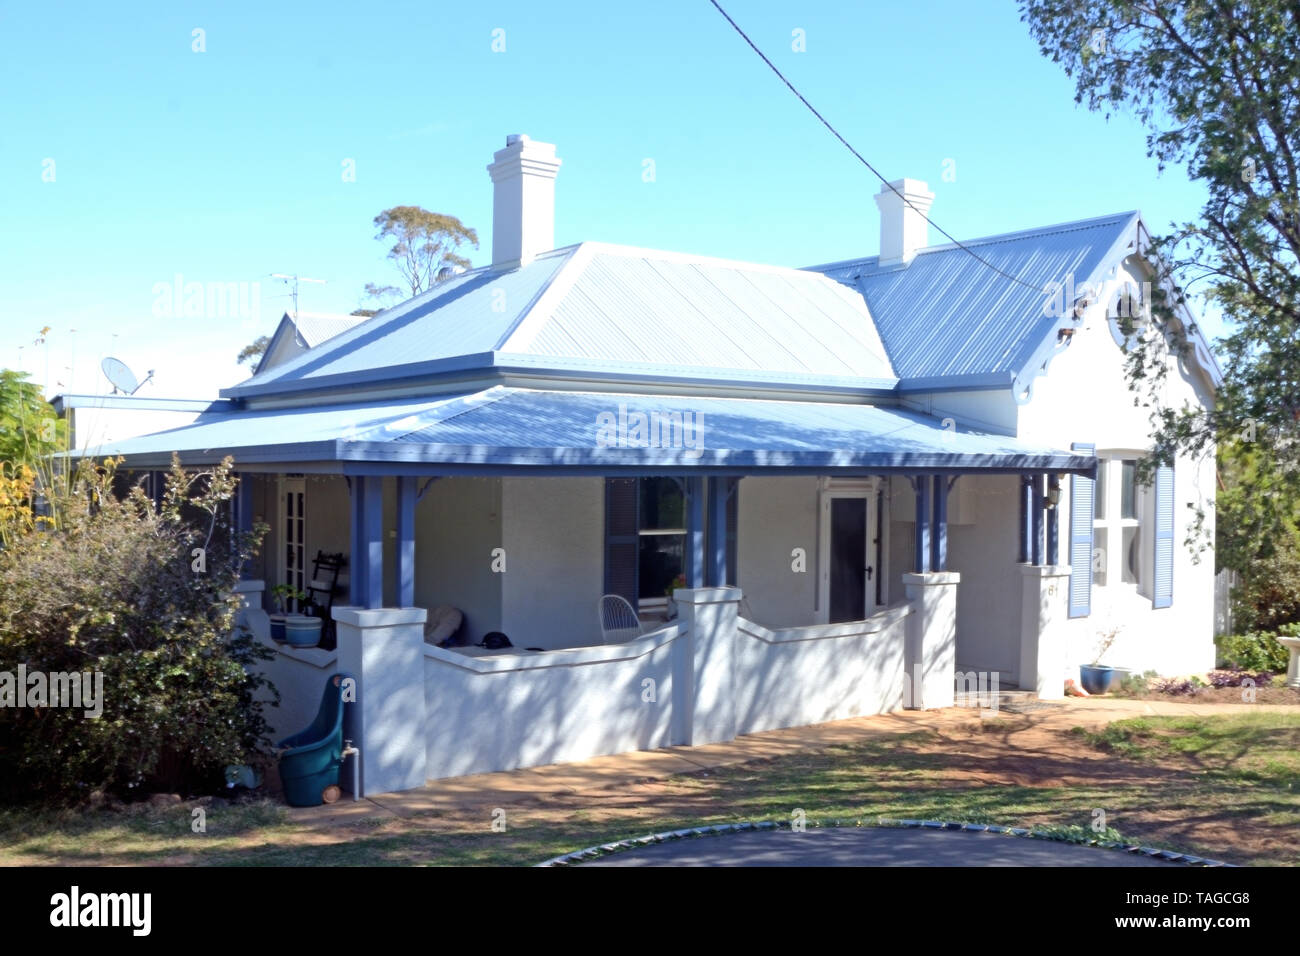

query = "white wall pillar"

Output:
[[333, 605, 428, 795], [902, 571, 960, 709], [1018, 564, 1072, 700], [233, 578, 266, 626], [672, 586, 741, 746]]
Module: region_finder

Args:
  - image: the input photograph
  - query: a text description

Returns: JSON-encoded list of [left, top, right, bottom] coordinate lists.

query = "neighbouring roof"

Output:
[[810, 212, 1142, 391], [291, 311, 372, 348], [227, 243, 898, 401], [254, 311, 373, 375], [88, 385, 1094, 475]]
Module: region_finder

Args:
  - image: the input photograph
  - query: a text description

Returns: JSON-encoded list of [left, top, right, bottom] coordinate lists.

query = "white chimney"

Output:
[[486, 134, 562, 270], [873, 178, 934, 266]]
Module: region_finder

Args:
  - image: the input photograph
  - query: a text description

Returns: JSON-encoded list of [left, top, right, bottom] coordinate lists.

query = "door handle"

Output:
[[866, 566, 873, 581]]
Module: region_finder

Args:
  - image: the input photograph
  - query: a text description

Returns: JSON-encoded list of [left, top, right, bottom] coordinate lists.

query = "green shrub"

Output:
[[1229, 537, 1300, 632], [1215, 629, 1292, 673], [0, 456, 274, 804], [1114, 670, 1157, 696]]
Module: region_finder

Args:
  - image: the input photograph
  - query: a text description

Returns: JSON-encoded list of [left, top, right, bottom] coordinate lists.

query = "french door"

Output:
[[280, 477, 307, 612]]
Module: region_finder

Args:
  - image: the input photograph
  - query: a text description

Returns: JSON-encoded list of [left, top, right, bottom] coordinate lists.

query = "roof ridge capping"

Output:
[[576, 239, 860, 282], [807, 209, 1141, 273]]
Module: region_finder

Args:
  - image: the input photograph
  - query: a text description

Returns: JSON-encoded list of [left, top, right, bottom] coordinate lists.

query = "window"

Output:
[[603, 477, 739, 610], [638, 477, 685, 602], [1093, 456, 1145, 591]]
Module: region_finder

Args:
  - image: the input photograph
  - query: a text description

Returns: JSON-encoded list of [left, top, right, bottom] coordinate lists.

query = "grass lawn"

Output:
[[2, 710, 1296, 866]]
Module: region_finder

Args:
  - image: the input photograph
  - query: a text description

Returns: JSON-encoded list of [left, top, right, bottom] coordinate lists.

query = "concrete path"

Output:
[[581, 827, 1177, 867], [289, 696, 1296, 827]]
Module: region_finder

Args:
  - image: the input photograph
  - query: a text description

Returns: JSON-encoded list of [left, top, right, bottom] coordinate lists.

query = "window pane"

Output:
[[1094, 462, 1107, 520], [1093, 527, 1108, 587], [1122, 526, 1141, 585], [1121, 460, 1137, 520], [640, 477, 684, 530], [639, 534, 684, 599]]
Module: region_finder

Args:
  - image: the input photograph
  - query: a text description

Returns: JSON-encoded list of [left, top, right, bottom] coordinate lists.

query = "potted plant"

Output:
[[269, 584, 306, 643], [283, 610, 323, 647], [1080, 621, 1122, 694]]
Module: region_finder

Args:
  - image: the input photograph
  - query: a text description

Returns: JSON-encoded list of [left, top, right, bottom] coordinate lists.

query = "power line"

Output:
[[706, 0, 1044, 292]]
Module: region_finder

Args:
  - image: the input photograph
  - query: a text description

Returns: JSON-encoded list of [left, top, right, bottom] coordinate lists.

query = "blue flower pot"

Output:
[[284, 615, 323, 648], [269, 615, 288, 642], [1080, 664, 1114, 695]]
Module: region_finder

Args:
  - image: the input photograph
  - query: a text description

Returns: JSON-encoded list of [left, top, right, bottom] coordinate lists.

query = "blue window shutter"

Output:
[[1152, 465, 1175, 609], [1068, 443, 1096, 619], [604, 478, 639, 606]]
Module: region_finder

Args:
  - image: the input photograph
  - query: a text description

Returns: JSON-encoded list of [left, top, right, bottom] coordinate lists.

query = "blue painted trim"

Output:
[[333, 442, 1098, 474], [706, 476, 727, 587], [225, 351, 499, 398], [930, 474, 947, 571], [686, 477, 705, 588], [1018, 477, 1031, 563], [224, 349, 900, 402], [1031, 475, 1045, 566], [363, 476, 383, 610], [396, 476, 417, 608], [1046, 475, 1060, 565], [914, 479, 931, 573], [88, 443, 1097, 478], [349, 476, 365, 606], [237, 475, 254, 534]]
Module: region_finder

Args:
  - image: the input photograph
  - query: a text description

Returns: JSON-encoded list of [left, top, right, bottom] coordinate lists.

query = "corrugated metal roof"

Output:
[[90, 386, 1092, 474], [291, 312, 371, 348], [224, 242, 897, 400], [518, 246, 894, 380], [230, 248, 577, 394], [811, 212, 1139, 383], [85, 394, 474, 459]]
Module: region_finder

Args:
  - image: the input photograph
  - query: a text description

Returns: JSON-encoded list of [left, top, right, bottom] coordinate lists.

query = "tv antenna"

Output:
[[101, 357, 154, 396], [270, 274, 327, 319]]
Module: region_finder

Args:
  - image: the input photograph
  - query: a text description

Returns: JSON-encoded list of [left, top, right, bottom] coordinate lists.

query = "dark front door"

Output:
[[830, 497, 868, 623]]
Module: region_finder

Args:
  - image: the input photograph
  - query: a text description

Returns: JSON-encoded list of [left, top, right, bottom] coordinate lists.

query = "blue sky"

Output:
[[0, 0, 1219, 401]]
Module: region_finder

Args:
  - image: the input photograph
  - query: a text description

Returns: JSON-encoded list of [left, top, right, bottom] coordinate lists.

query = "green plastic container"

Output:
[[277, 673, 349, 807]]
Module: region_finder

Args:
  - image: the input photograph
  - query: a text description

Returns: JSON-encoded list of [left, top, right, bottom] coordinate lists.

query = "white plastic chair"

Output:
[[598, 594, 643, 644]]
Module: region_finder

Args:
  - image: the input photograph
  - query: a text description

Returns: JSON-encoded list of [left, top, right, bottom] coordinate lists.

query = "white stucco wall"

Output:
[[68, 406, 202, 451], [733, 608, 909, 734], [414, 477, 503, 643], [899, 387, 1019, 436], [500, 477, 604, 648], [946, 476, 1023, 678], [1017, 256, 1218, 677], [736, 476, 820, 627], [424, 627, 683, 779]]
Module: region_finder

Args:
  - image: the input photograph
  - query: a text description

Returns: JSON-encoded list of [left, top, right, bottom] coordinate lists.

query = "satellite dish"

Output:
[[101, 357, 154, 395]]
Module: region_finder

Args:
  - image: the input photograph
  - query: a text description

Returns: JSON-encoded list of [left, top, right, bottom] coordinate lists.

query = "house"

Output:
[[84, 134, 1220, 796]]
